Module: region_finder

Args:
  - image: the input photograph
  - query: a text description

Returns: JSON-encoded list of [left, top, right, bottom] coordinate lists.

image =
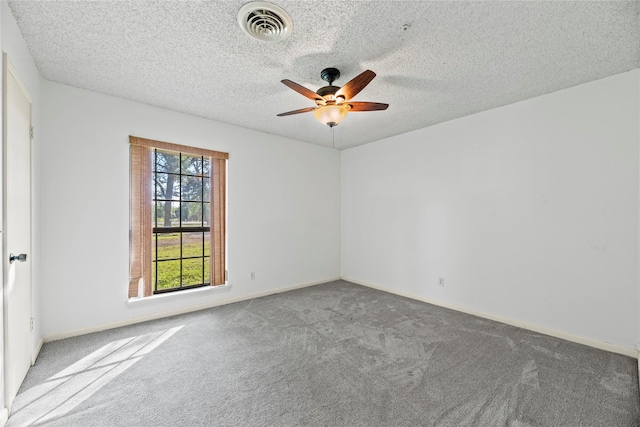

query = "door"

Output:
[[3, 56, 32, 410]]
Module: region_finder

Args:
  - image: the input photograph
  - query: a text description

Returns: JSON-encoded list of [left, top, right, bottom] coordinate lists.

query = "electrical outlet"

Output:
[[250, 272, 255, 280], [438, 277, 445, 287]]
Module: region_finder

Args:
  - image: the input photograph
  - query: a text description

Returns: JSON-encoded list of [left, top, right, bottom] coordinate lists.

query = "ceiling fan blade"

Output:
[[336, 70, 376, 101], [277, 107, 317, 117], [347, 102, 389, 112], [281, 79, 324, 102]]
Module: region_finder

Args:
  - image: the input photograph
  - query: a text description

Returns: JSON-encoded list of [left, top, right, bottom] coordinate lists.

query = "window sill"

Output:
[[126, 283, 232, 308]]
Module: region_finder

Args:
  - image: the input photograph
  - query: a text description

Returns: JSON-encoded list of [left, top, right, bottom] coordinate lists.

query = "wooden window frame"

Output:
[[129, 136, 228, 298]]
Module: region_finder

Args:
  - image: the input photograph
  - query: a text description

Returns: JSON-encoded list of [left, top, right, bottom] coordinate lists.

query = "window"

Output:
[[152, 150, 210, 292], [129, 136, 228, 298]]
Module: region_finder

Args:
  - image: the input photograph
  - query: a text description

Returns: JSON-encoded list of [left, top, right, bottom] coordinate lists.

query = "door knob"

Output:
[[9, 253, 27, 263]]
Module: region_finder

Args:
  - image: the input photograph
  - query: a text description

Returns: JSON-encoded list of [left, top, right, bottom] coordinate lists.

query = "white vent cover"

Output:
[[237, 2, 292, 42]]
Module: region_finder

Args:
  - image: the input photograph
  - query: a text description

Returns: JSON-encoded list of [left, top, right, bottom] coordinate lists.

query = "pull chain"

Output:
[[332, 126, 335, 149]]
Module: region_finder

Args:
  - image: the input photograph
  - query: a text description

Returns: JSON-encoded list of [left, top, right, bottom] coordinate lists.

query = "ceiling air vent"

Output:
[[237, 1, 292, 42]]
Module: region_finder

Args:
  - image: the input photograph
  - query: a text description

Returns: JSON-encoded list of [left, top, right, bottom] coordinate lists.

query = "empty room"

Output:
[[1, 1, 639, 426]]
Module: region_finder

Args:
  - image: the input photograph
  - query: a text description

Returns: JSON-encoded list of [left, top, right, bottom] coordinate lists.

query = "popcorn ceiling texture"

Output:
[[7, 1, 640, 149]]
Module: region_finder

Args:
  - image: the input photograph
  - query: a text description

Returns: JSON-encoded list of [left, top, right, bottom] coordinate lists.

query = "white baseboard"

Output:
[[0, 407, 8, 427], [43, 277, 341, 342], [343, 276, 639, 359]]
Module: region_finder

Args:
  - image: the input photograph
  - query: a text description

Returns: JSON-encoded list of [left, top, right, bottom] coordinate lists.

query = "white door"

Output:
[[3, 57, 32, 410]]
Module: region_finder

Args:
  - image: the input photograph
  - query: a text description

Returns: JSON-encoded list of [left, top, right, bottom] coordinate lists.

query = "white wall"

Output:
[[40, 81, 341, 338], [10, 0, 638, 354], [1, 0, 43, 359], [342, 70, 640, 352]]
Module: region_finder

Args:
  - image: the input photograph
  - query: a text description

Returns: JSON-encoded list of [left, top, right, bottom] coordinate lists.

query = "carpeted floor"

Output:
[[8, 280, 640, 426]]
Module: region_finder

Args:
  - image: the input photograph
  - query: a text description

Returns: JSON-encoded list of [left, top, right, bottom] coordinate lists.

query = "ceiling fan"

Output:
[[277, 68, 389, 127]]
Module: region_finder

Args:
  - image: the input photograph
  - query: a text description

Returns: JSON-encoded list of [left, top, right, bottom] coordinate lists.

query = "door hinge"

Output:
[[30, 317, 35, 332], [225, 270, 228, 281], [30, 126, 34, 140]]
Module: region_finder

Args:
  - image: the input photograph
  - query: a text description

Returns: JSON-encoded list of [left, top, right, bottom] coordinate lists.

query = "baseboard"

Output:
[[343, 276, 638, 359], [0, 407, 8, 427], [32, 336, 44, 365], [43, 277, 341, 342]]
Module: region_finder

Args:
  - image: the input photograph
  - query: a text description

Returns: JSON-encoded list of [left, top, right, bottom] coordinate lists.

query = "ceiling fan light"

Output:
[[314, 105, 349, 127]]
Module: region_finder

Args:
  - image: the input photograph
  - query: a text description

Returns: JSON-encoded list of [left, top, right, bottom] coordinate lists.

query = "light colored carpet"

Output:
[[8, 280, 640, 426]]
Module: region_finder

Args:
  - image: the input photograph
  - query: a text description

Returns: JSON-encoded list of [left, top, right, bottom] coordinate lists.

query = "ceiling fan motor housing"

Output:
[[317, 68, 343, 102], [316, 85, 340, 99]]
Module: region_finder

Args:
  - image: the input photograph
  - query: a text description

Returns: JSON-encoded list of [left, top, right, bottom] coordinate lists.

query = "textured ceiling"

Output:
[[7, 1, 640, 149]]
